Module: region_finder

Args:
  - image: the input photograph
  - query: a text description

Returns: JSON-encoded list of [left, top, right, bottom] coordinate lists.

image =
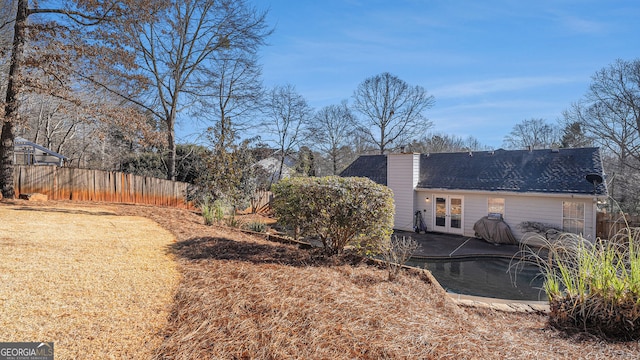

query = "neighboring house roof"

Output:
[[339, 154, 388, 186], [256, 156, 294, 180], [14, 137, 68, 166], [340, 148, 607, 196]]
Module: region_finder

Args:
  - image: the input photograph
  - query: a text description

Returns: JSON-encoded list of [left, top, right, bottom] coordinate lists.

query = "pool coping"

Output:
[[448, 293, 549, 313]]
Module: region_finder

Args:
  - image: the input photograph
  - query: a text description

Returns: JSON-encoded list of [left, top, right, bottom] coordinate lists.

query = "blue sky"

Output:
[[242, 0, 640, 149]]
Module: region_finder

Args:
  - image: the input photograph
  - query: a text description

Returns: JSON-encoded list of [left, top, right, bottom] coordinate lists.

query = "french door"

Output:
[[433, 196, 464, 234]]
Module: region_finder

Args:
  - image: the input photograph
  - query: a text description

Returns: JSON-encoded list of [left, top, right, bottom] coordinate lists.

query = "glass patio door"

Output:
[[433, 196, 464, 234]]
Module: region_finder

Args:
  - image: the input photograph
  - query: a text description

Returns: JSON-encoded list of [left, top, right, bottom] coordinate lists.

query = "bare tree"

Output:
[[352, 72, 435, 154], [0, 0, 16, 101], [196, 118, 258, 208], [382, 235, 419, 281], [563, 58, 640, 213], [564, 59, 640, 164], [309, 101, 355, 175], [198, 49, 264, 148], [502, 118, 561, 150], [192, 52, 264, 203], [463, 135, 490, 152], [19, 95, 76, 153], [126, 0, 270, 180], [14, 86, 161, 170], [262, 84, 313, 183], [0, 0, 161, 198]]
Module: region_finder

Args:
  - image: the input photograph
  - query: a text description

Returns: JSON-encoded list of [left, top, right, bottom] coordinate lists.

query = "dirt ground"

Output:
[[2, 199, 640, 359]]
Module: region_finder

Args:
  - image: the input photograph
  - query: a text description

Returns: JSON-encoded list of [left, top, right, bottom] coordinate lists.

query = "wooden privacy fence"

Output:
[[13, 165, 191, 208], [597, 212, 640, 239], [249, 190, 273, 214]]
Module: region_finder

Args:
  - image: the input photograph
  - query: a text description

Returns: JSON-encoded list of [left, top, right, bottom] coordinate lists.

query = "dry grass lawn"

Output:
[[0, 203, 179, 359], [3, 200, 640, 359]]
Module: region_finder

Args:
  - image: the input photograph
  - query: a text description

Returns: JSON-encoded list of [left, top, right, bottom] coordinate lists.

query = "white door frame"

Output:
[[433, 195, 464, 235]]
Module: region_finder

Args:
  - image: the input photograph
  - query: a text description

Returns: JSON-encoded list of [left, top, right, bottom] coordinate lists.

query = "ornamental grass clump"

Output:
[[246, 220, 267, 233], [271, 176, 394, 255], [200, 197, 228, 226], [200, 197, 216, 225], [529, 228, 640, 340]]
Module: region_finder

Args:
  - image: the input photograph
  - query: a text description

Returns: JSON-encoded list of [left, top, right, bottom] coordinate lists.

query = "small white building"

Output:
[[341, 148, 608, 241], [14, 137, 67, 166]]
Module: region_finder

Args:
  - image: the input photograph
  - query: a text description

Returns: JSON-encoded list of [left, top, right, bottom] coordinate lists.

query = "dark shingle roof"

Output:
[[340, 148, 607, 195], [418, 148, 606, 195], [339, 155, 387, 185]]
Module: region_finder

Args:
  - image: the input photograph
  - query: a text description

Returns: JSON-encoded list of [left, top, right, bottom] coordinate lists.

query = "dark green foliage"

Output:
[[193, 117, 258, 211], [295, 146, 316, 176], [560, 121, 592, 148], [119, 151, 165, 179], [271, 176, 394, 255], [119, 144, 211, 184]]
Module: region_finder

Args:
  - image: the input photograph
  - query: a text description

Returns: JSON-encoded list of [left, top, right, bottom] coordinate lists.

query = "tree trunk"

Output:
[[166, 117, 176, 181], [0, 0, 28, 199], [278, 146, 286, 182]]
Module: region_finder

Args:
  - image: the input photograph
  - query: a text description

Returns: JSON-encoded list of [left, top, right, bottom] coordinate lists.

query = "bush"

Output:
[[382, 235, 419, 280], [523, 228, 640, 340], [271, 176, 394, 255]]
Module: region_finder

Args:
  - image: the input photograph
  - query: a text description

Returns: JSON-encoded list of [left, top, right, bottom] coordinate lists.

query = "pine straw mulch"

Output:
[[0, 201, 180, 359], [114, 202, 640, 359], [4, 200, 640, 359]]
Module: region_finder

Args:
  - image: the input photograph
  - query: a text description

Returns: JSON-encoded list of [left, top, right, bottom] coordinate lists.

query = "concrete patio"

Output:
[[394, 230, 525, 259]]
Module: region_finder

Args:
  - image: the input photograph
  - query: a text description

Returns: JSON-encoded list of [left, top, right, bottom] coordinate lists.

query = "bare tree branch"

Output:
[[352, 72, 435, 154]]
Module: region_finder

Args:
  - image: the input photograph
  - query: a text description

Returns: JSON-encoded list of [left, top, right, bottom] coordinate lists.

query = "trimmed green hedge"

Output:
[[271, 176, 394, 255]]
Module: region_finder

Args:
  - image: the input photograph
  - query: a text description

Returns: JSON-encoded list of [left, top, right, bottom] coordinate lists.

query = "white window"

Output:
[[488, 198, 505, 218], [563, 202, 585, 235]]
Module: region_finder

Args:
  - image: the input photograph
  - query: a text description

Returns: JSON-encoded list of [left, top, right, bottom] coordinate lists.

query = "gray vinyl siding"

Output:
[[414, 192, 432, 230], [387, 154, 420, 231], [414, 190, 597, 241], [460, 194, 487, 236]]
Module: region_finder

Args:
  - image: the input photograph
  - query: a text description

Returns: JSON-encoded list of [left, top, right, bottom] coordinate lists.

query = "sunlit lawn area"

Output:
[[0, 204, 179, 359]]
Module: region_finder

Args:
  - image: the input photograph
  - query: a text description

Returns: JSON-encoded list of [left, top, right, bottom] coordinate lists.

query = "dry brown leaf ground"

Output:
[[2, 200, 640, 359]]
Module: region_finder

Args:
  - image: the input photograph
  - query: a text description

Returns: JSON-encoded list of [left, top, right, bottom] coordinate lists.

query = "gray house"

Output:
[[14, 137, 67, 166], [341, 148, 608, 241]]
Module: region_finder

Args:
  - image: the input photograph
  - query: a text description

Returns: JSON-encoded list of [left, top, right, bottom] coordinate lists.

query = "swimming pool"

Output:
[[406, 257, 547, 301]]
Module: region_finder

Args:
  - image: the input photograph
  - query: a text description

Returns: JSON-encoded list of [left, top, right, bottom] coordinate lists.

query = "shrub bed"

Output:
[[271, 176, 394, 255]]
